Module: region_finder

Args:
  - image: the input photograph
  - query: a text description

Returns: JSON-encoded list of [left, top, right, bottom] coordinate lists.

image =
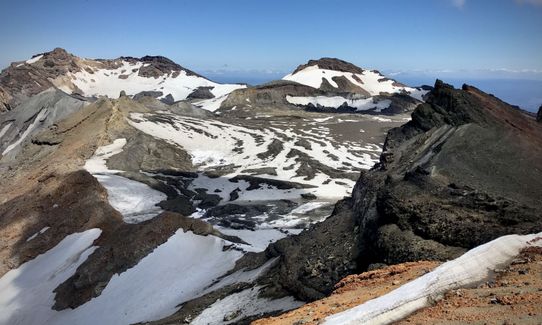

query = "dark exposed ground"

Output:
[[224, 80, 542, 310]]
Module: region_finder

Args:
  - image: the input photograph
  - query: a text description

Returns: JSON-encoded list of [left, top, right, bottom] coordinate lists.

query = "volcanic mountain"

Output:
[[0, 49, 539, 325], [220, 58, 429, 116], [0, 48, 245, 112]]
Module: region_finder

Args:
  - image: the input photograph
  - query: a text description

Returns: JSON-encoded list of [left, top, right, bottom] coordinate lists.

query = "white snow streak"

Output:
[[192, 286, 303, 325], [2, 109, 48, 155], [25, 55, 43, 65], [25, 227, 50, 242], [324, 232, 542, 325]]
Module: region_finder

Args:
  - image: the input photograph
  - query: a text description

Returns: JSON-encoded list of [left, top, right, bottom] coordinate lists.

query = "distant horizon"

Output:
[[1, 46, 541, 112]]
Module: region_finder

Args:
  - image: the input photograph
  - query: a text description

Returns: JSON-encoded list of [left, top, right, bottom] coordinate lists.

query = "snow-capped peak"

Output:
[[283, 58, 426, 100], [1, 48, 246, 108]]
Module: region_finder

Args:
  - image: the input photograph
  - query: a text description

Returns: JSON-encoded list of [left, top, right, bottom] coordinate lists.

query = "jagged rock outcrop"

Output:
[[187, 86, 215, 99], [238, 80, 542, 302], [292, 58, 366, 75], [537, 104, 542, 122], [0, 48, 80, 110]]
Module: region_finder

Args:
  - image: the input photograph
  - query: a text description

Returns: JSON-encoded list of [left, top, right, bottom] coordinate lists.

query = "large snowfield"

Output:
[[57, 60, 246, 103], [283, 65, 427, 100]]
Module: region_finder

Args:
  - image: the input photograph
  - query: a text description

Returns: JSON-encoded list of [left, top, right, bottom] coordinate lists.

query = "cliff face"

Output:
[[360, 80, 542, 265], [245, 80, 542, 302]]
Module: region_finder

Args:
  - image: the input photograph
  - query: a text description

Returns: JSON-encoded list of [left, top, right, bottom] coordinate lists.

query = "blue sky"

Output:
[[1, 0, 541, 109], [1, 0, 541, 73]]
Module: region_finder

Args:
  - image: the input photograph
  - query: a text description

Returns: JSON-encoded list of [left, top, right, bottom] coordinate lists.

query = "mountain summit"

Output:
[[219, 58, 428, 116], [283, 57, 424, 99], [0, 48, 245, 112]]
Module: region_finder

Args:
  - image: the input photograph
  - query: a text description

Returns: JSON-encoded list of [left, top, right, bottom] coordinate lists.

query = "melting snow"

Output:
[[25, 54, 43, 65], [84, 138, 166, 223], [191, 286, 303, 325], [324, 232, 542, 325], [93, 174, 166, 224], [129, 113, 379, 200], [0, 229, 101, 325], [283, 65, 422, 98], [66, 60, 245, 102], [286, 95, 392, 112]]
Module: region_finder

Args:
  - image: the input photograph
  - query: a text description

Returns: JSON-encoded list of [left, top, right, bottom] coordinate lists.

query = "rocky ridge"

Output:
[[223, 80, 542, 310]]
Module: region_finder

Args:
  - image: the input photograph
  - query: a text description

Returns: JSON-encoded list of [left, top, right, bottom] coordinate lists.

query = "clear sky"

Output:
[[1, 0, 541, 74]]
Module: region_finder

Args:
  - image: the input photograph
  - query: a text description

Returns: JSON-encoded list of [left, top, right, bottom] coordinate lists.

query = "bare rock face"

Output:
[[0, 86, 12, 112], [537, 104, 542, 122], [0, 48, 81, 110], [292, 57, 365, 75], [358, 80, 542, 259], [240, 80, 542, 302], [187, 86, 215, 100], [124, 55, 202, 79], [220, 80, 321, 113]]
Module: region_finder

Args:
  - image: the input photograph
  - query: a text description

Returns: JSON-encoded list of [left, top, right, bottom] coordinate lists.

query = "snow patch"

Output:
[[67, 60, 245, 102], [283, 65, 421, 98], [83, 138, 127, 174], [287, 95, 392, 112], [26, 55, 43, 65], [94, 174, 166, 224], [25, 227, 50, 242], [84, 138, 166, 223], [48, 230, 243, 325], [192, 286, 303, 325], [324, 232, 542, 325], [0, 229, 101, 325]]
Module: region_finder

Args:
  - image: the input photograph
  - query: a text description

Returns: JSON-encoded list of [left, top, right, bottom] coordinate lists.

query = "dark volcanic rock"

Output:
[[121, 55, 203, 79], [220, 80, 321, 112], [240, 80, 542, 303], [292, 58, 365, 75], [132, 91, 164, 101], [161, 94, 175, 105], [187, 86, 215, 100], [537, 105, 542, 122], [158, 196, 195, 215], [235, 199, 362, 301]]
